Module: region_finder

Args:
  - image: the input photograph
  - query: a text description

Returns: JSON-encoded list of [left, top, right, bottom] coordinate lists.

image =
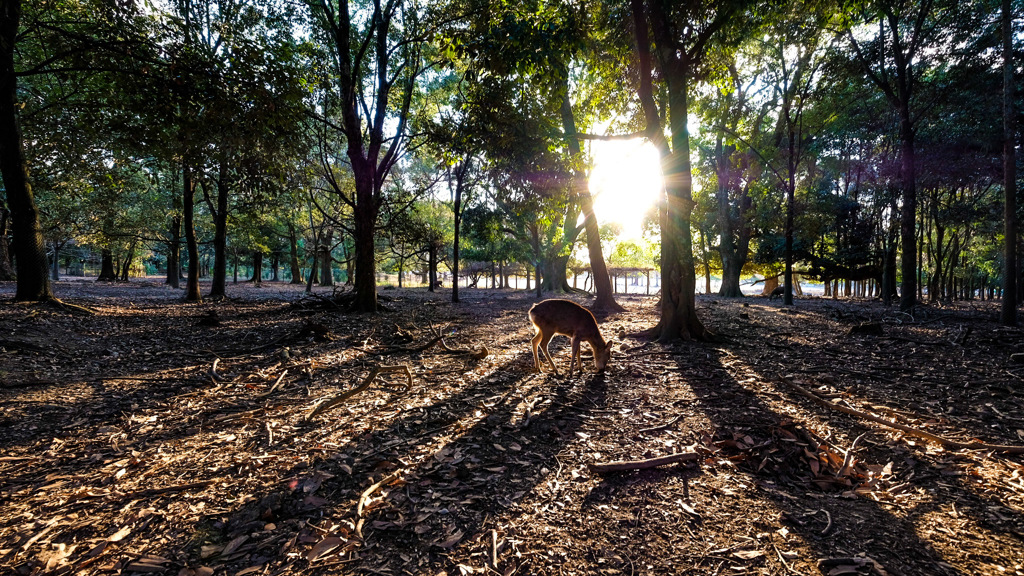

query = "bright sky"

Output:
[[587, 139, 663, 241]]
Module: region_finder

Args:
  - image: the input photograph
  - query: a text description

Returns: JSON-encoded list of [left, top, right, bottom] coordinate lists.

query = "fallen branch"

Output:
[[257, 370, 289, 398], [639, 414, 683, 434], [308, 365, 413, 418], [439, 338, 490, 359], [780, 376, 1024, 454], [588, 452, 698, 474], [210, 358, 226, 382], [356, 470, 402, 539]]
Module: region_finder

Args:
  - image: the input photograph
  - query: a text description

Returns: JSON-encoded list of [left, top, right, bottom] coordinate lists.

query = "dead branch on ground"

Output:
[[308, 365, 413, 418], [588, 452, 699, 474]]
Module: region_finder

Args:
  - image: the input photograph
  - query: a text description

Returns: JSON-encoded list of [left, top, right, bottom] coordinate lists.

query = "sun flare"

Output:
[[587, 139, 663, 241]]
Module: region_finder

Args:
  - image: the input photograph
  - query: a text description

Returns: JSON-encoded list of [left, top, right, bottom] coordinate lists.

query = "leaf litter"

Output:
[[0, 280, 1022, 575]]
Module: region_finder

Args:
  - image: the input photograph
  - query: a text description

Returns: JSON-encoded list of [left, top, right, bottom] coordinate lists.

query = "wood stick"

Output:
[[780, 377, 1024, 454], [308, 365, 413, 418], [588, 452, 698, 474]]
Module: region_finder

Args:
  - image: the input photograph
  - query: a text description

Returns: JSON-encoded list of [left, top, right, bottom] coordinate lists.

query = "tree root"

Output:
[[780, 376, 1024, 454], [308, 365, 413, 418]]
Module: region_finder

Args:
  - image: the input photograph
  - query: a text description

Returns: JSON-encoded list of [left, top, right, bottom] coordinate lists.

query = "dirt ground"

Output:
[[1, 279, 1023, 576]]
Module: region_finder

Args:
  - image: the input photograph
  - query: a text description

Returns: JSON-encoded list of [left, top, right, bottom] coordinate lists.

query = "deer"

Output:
[[529, 299, 612, 377]]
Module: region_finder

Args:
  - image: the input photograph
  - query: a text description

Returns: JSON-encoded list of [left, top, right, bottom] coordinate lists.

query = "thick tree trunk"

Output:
[[320, 228, 334, 286], [97, 249, 117, 281], [288, 223, 303, 284], [270, 253, 279, 282], [208, 162, 230, 300], [1002, 0, 1017, 325], [352, 172, 377, 311], [167, 215, 181, 288], [183, 162, 202, 302], [633, 0, 708, 341], [898, 111, 917, 311], [0, 207, 15, 280], [251, 251, 263, 285], [0, 0, 52, 301], [715, 134, 748, 298]]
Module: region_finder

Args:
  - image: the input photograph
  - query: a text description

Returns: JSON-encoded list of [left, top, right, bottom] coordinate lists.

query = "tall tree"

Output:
[[0, 0, 52, 301], [1001, 0, 1016, 325], [839, 0, 974, 311], [631, 0, 749, 340], [310, 0, 431, 312]]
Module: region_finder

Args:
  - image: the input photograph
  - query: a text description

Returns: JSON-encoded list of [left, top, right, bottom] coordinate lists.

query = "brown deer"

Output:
[[529, 299, 612, 377]]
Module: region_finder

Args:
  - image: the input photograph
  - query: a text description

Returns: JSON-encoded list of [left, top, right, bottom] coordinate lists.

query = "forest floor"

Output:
[[1, 279, 1024, 576]]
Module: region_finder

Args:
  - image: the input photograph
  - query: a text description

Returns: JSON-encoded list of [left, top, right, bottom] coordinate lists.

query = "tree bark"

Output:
[[208, 160, 230, 300], [320, 228, 334, 286], [0, 0, 52, 301], [97, 249, 117, 281], [167, 215, 181, 288], [182, 161, 202, 302], [251, 251, 263, 285], [0, 207, 15, 280], [635, 0, 710, 341], [1002, 0, 1017, 326]]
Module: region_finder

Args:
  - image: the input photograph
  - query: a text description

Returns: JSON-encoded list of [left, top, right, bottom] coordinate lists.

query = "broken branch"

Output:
[[588, 452, 699, 474], [308, 365, 413, 418]]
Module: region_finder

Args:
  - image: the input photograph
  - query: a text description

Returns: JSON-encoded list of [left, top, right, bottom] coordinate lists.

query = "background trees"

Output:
[[1, 0, 1020, 336]]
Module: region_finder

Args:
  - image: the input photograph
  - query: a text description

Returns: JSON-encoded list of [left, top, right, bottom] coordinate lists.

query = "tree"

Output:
[[310, 0, 433, 312], [0, 0, 52, 301], [1001, 0, 1016, 325], [839, 0, 979, 311], [630, 0, 751, 340]]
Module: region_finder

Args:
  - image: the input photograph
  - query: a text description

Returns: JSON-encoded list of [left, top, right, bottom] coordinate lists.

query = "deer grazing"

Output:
[[529, 299, 612, 377]]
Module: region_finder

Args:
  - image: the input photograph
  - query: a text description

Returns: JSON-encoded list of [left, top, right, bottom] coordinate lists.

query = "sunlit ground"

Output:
[[588, 139, 663, 241]]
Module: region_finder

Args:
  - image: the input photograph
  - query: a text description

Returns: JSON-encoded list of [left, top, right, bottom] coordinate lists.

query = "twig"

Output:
[[838, 433, 866, 477], [257, 370, 289, 398], [818, 509, 832, 535], [588, 452, 698, 474], [308, 365, 413, 418], [356, 471, 402, 538], [210, 358, 226, 382], [780, 377, 1024, 454], [490, 529, 499, 570], [639, 414, 683, 434]]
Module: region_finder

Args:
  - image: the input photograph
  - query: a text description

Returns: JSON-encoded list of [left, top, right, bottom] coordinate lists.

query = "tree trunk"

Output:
[[251, 251, 263, 285], [97, 249, 117, 281], [898, 111, 918, 311], [0, 0, 52, 301], [0, 207, 15, 280], [183, 162, 201, 302], [270, 253, 279, 282], [428, 243, 438, 292], [1002, 0, 1017, 325], [208, 161, 230, 300], [352, 172, 377, 311], [320, 228, 334, 286], [50, 242, 60, 281], [288, 223, 303, 284], [559, 88, 622, 311], [637, 0, 709, 341], [167, 215, 181, 288], [715, 133, 750, 298], [119, 241, 135, 281]]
